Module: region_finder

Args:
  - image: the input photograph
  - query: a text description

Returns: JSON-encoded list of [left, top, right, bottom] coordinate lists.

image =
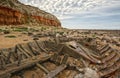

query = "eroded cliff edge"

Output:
[[0, 0, 61, 27]]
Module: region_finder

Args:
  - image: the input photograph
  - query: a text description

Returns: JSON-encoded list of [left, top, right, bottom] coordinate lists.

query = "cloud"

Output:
[[19, 0, 120, 19], [19, 0, 113, 17], [19, 0, 120, 29]]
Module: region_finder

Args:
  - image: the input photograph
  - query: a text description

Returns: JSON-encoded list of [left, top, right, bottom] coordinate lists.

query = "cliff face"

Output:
[[0, 0, 61, 27], [0, 6, 22, 25]]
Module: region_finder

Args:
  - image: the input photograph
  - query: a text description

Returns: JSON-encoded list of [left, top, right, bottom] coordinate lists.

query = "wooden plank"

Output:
[[0, 50, 7, 58], [16, 45, 30, 58], [27, 43, 40, 55], [27, 43, 37, 56], [37, 41, 48, 52], [78, 43, 100, 60], [36, 63, 49, 74], [34, 40, 43, 52], [61, 55, 68, 64], [0, 54, 52, 77], [19, 44, 34, 57], [0, 50, 14, 64], [101, 48, 113, 58], [6, 52, 15, 63], [99, 44, 108, 51], [100, 45, 110, 54], [65, 44, 101, 64], [99, 54, 120, 70], [100, 61, 120, 77], [45, 64, 67, 78], [102, 52, 116, 63]]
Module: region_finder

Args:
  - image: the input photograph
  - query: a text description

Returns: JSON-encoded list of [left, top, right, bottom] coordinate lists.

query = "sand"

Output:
[[0, 32, 48, 49]]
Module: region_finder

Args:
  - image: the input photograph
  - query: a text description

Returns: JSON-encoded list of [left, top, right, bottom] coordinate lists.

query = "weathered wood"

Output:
[[100, 45, 110, 54], [99, 44, 109, 51], [101, 52, 116, 63], [0, 51, 7, 58], [63, 44, 101, 64], [27, 43, 37, 55], [99, 54, 119, 70], [36, 63, 49, 74], [31, 47, 40, 55], [57, 44, 64, 53], [0, 54, 6, 70], [18, 44, 34, 57], [77, 43, 100, 62], [0, 54, 52, 77], [100, 61, 120, 77], [42, 41, 50, 50], [100, 48, 113, 59], [61, 55, 68, 64], [27, 43, 40, 55], [98, 48, 120, 77], [1, 50, 14, 64], [6, 52, 14, 64], [17, 53, 23, 66], [45, 64, 67, 78], [37, 41, 48, 52], [16, 44, 31, 58], [33, 40, 42, 52]]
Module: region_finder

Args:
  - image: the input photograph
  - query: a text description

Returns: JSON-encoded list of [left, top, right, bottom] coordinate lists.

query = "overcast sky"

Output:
[[19, 0, 120, 29]]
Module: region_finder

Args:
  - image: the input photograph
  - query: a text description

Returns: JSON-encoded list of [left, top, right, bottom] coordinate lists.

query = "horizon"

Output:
[[19, 0, 120, 30]]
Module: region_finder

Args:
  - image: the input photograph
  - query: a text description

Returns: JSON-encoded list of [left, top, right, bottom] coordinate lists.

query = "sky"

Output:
[[19, 0, 120, 30]]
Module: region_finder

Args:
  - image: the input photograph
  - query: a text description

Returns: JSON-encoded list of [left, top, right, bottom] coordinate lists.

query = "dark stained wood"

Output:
[[45, 64, 67, 78]]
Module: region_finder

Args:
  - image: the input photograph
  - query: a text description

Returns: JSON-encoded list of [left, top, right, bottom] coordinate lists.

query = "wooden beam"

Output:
[[45, 64, 67, 78], [0, 54, 52, 77], [36, 63, 49, 74]]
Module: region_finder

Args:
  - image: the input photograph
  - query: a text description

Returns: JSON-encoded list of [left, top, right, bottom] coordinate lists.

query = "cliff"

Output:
[[0, 0, 61, 27]]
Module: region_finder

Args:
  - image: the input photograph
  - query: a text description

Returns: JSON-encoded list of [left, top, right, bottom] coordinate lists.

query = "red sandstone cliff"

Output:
[[0, 0, 61, 27]]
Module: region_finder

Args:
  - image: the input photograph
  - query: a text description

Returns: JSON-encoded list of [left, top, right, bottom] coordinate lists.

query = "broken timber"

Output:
[[36, 63, 49, 74], [0, 54, 52, 77], [0, 40, 119, 78], [61, 41, 101, 64]]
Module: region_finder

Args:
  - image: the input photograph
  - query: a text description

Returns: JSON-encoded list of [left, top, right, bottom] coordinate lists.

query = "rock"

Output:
[[74, 73, 84, 78], [74, 68, 100, 78], [84, 68, 99, 78]]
